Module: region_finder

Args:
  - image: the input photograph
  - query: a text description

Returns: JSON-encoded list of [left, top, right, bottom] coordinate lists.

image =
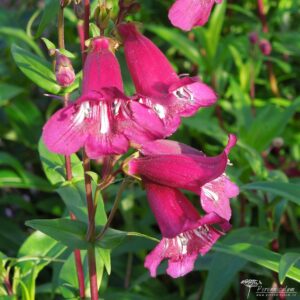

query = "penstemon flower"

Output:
[[143, 181, 231, 278], [168, 0, 222, 31], [127, 135, 239, 221], [118, 23, 217, 134], [43, 37, 167, 158]]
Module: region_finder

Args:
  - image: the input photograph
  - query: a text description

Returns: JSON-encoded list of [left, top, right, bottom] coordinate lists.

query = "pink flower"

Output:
[[144, 181, 230, 278], [43, 37, 166, 158], [128, 135, 239, 221], [118, 23, 217, 134], [55, 51, 75, 87], [200, 174, 239, 221], [128, 135, 236, 192], [168, 0, 222, 31]]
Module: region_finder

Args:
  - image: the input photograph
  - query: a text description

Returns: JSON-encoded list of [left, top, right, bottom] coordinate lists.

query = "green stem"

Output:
[[96, 178, 130, 240]]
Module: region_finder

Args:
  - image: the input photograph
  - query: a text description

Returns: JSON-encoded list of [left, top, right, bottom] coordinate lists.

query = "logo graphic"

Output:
[[241, 279, 262, 299], [241, 279, 297, 298]]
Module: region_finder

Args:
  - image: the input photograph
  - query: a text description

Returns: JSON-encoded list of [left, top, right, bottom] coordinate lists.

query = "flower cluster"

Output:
[[43, 2, 238, 279]]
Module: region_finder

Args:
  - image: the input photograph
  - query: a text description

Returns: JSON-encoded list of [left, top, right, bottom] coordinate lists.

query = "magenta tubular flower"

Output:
[[168, 0, 222, 31], [129, 135, 239, 221], [144, 181, 230, 278], [128, 135, 236, 193], [55, 51, 75, 87], [43, 37, 166, 158], [118, 23, 217, 134]]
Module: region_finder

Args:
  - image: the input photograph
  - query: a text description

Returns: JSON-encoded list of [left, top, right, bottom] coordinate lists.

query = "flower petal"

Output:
[[82, 37, 124, 95], [201, 175, 239, 221], [85, 133, 129, 158], [140, 139, 203, 156], [166, 253, 198, 278], [118, 23, 178, 97], [145, 182, 200, 238], [129, 152, 227, 193], [168, 0, 218, 31], [144, 241, 165, 277], [42, 99, 93, 155], [169, 77, 217, 116]]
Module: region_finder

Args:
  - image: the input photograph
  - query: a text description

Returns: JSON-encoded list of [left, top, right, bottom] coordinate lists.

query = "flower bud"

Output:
[[74, 1, 85, 19], [259, 39, 272, 56], [55, 51, 75, 87], [248, 32, 258, 45], [60, 0, 71, 8]]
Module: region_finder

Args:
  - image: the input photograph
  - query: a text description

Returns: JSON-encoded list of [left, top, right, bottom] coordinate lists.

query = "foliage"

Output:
[[0, 0, 300, 299]]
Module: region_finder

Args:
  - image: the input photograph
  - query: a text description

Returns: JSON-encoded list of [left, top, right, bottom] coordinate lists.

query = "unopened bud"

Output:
[[60, 0, 71, 8], [94, 5, 111, 32], [248, 32, 258, 45], [74, 0, 85, 19], [120, 0, 136, 8], [55, 51, 75, 87], [259, 39, 272, 56], [127, 3, 141, 14]]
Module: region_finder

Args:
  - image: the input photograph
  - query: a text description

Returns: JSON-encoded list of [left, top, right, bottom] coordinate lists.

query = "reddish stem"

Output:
[[88, 247, 98, 300], [4, 277, 12, 295], [257, 0, 268, 33], [83, 0, 90, 63], [58, 6, 86, 298]]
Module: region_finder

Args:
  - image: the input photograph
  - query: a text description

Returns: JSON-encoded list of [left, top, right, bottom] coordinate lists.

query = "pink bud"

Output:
[[259, 39, 272, 56], [55, 51, 75, 87], [248, 32, 259, 45]]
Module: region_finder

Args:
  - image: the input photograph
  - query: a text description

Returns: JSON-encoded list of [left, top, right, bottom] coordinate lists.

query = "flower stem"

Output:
[[88, 247, 98, 300], [96, 178, 130, 240], [58, 6, 86, 298], [257, 0, 268, 33], [83, 0, 90, 63], [81, 2, 98, 298], [256, 0, 280, 97], [83, 150, 98, 300]]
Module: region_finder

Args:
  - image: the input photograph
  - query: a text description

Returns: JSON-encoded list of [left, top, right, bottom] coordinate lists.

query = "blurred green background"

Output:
[[0, 0, 300, 299]]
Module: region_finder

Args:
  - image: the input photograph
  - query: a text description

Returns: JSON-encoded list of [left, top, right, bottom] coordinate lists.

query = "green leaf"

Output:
[[206, 0, 227, 63], [146, 25, 201, 65], [58, 48, 76, 59], [279, 253, 300, 284], [25, 219, 89, 250], [240, 98, 300, 152], [242, 181, 300, 205], [0, 152, 26, 179], [11, 44, 61, 94], [0, 83, 23, 106], [95, 226, 127, 249], [57, 179, 107, 226], [214, 243, 300, 283], [203, 228, 275, 300], [4, 98, 43, 148], [57, 180, 90, 223], [0, 169, 53, 192], [38, 139, 84, 186], [0, 27, 43, 56], [41, 37, 56, 51], [35, 0, 59, 38], [16, 231, 66, 298], [25, 218, 129, 251]]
